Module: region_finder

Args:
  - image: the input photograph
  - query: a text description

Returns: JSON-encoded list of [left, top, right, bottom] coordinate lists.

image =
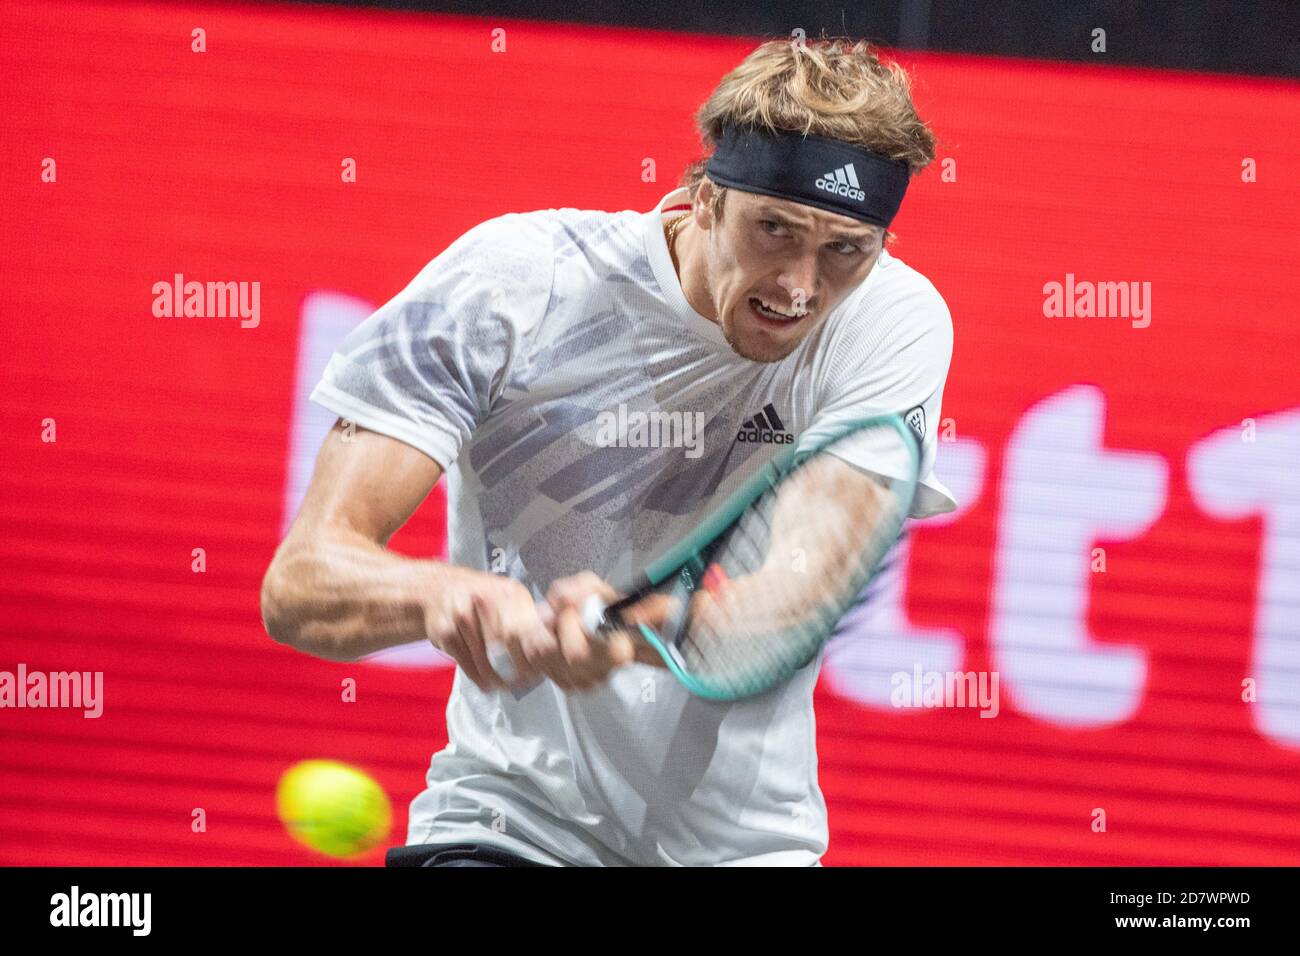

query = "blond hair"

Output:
[[682, 36, 937, 245]]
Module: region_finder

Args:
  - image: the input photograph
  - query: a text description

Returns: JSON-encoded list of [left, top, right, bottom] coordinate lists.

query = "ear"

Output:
[[695, 178, 717, 231]]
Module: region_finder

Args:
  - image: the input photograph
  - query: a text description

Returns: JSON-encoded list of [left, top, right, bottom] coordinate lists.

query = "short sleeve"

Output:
[[309, 213, 556, 469], [805, 275, 957, 519]]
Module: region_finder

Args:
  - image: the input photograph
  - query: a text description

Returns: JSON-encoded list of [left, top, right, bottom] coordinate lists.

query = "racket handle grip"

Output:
[[580, 593, 611, 637], [487, 596, 609, 693], [488, 642, 528, 688]]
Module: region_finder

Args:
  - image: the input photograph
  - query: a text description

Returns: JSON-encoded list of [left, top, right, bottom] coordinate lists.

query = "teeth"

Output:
[[754, 298, 806, 319]]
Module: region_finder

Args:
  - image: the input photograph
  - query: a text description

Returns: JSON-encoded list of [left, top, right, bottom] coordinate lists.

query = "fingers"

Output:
[[447, 572, 644, 694], [612, 594, 678, 669], [550, 605, 635, 692], [603, 629, 638, 669], [528, 572, 628, 691], [546, 572, 618, 613], [552, 606, 596, 691], [619, 593, 678, 631], [478, 594, 544, 690], [463, 595, 507, 689], [527, 604, 593, 692], [536, 600, 556, 629], [449, 598, 503, 692]]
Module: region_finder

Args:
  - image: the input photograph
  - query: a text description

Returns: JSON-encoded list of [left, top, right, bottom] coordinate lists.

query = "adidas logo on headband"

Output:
[[704, 125, 909, 226], [815, 163, 866, 203]]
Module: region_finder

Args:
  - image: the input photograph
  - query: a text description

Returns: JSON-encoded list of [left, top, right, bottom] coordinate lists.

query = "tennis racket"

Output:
[[489, 411, 921, 701]]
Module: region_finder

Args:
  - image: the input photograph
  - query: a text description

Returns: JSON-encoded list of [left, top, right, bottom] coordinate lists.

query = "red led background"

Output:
[[1, 1, 1298, 865]]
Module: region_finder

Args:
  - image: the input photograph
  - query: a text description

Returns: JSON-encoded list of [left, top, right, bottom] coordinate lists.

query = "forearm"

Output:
[[260, 527, 485, 662], [695, 461, 890, 633]]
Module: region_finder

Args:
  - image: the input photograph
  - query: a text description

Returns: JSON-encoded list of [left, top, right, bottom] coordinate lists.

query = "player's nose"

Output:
[[776, 260, 817, 309]]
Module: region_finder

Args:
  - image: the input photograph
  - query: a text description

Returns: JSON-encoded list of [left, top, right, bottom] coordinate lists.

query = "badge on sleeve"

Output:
[[905, 405, 926, 441]]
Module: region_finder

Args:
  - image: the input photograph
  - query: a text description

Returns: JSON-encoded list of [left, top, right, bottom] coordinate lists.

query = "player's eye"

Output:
[[829, 239, 864, 256], [758, 219, 786, 235]]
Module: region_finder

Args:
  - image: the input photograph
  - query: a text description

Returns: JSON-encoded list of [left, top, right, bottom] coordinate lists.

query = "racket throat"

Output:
[[637, 622, 690, 672]]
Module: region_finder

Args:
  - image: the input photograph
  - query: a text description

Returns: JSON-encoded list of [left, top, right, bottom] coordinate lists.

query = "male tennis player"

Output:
[[262, 38, 956, 866]]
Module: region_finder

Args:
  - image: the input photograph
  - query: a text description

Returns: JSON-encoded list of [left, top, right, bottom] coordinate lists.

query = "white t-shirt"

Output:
[[310, 186, 956, 866]]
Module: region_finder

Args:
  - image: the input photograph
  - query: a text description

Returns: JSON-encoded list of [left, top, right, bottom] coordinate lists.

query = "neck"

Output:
[[669, 219, 718, 323]]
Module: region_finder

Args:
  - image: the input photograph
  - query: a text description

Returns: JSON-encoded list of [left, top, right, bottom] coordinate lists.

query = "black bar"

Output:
[[291, 0, 1300, 81], [2, 866, 1289, 941]]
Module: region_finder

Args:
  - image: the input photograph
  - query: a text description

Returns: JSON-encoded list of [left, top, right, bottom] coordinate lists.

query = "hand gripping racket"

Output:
[[489, 411, 921, 701]]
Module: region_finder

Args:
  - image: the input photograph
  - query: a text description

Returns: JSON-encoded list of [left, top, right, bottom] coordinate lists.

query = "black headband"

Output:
[[703, 125, 911, 227]]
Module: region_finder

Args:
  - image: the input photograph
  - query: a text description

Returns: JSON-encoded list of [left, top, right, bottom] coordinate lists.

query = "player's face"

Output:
[[695, 185, 885, 363]]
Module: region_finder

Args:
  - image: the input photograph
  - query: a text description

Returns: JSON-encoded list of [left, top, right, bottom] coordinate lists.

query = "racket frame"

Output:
[[592, 410, 921, 700]]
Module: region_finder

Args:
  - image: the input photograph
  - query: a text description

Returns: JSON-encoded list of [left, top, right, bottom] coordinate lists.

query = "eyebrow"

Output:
[[756, 206, 879, 244]]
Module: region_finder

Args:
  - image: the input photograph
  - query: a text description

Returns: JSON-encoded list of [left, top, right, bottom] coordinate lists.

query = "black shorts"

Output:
[[385, 842, 551, 867]]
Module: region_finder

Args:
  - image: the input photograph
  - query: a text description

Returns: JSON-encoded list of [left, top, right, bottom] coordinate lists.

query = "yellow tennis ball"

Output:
[[276, 759, 392, 859]]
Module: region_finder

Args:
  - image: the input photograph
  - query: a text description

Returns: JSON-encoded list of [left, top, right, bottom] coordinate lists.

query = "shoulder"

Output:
[[396, 210, 564, 313], [819, 249, 953, 379], [439, 209, 560, 268], [468, 204, 639, 242], [860, 249, 953, 346], [443, 205, 641, 274]]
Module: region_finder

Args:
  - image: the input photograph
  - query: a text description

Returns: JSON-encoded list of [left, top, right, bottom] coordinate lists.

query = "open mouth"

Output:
[[747, 296, 808, 325]]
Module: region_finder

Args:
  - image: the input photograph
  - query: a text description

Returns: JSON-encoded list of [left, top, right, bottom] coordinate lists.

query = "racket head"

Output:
[[610, 412, 921, 701]]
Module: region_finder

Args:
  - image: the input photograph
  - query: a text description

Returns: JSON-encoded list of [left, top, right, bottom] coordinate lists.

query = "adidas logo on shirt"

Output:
[[814, 163, 866, 202], [737, 403, 794, 444]]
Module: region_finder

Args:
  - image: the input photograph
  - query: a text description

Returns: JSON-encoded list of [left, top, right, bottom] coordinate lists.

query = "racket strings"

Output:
[[675, 427, 913, 695], [682, 471, 835, 670]]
